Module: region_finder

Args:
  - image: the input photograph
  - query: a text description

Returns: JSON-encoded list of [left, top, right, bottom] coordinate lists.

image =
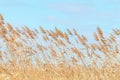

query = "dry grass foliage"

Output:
[[0, 14, 120, 80]]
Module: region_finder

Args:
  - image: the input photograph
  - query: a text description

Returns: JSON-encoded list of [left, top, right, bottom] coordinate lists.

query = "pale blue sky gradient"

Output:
[[0, 0, 120, 40]]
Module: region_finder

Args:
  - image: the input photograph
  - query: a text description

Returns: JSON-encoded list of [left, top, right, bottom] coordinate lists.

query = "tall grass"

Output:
[[0, 14, 120, 80]]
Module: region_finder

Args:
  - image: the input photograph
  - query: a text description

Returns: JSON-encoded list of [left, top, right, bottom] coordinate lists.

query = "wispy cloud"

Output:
[[44, 16, 58, 23], [108, 0, 120, 4], [50, 1, 120, 23], [50, 2, 94, 15]]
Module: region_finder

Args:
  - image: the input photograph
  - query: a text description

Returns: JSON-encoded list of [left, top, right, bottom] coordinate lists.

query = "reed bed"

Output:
[[0, 14, 120, 80]]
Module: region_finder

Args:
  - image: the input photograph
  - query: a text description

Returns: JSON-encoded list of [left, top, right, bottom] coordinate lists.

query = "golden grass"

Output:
[[0, 14, 120, 80]]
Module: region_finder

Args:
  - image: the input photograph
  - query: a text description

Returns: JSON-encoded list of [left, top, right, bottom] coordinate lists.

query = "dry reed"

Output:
[[0, 14, 119, 80]]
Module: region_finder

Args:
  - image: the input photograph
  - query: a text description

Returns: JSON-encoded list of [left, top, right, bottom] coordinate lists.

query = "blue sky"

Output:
[[0, 0, 120, 39]]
